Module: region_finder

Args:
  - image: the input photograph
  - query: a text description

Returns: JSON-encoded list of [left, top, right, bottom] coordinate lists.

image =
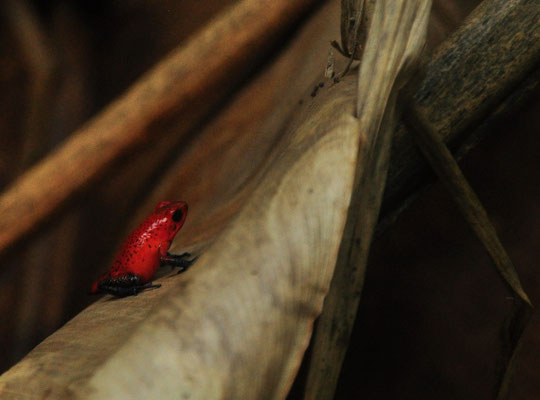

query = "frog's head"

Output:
[[154, 200, 189, 237]]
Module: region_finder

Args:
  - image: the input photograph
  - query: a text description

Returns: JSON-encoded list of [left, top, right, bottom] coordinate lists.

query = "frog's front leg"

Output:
[[163, 252, 198, 274], [158, 243, 197, 273], [97, 273, 161, 298]]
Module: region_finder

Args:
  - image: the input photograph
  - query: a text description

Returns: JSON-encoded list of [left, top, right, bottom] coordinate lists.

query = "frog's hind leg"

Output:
[[97, 273, 161, 298]]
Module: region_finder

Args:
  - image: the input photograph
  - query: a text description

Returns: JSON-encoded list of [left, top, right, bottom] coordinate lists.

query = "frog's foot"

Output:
[[161, 252, 198, 274], [97, 273, 161, 298]]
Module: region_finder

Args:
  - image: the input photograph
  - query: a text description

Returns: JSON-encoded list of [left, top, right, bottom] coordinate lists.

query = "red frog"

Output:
[[90, 200, 196, 297]]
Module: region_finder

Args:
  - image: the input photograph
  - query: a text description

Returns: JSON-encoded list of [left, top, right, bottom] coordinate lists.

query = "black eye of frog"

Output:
[[172, 209, 183, 222]]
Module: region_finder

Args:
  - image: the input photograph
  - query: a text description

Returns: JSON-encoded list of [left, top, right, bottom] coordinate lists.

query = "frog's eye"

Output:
[[172, 209, 183, 222]]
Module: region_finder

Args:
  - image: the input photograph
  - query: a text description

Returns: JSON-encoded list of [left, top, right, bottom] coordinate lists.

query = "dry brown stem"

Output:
[[0, 0, 321, 255]]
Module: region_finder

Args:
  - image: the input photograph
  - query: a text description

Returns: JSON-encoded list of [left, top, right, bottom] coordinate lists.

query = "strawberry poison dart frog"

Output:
[[90, 201, 196, 297]]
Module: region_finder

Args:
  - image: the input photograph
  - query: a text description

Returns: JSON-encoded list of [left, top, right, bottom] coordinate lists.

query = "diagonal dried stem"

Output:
[[402, 95, 532, 400]]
